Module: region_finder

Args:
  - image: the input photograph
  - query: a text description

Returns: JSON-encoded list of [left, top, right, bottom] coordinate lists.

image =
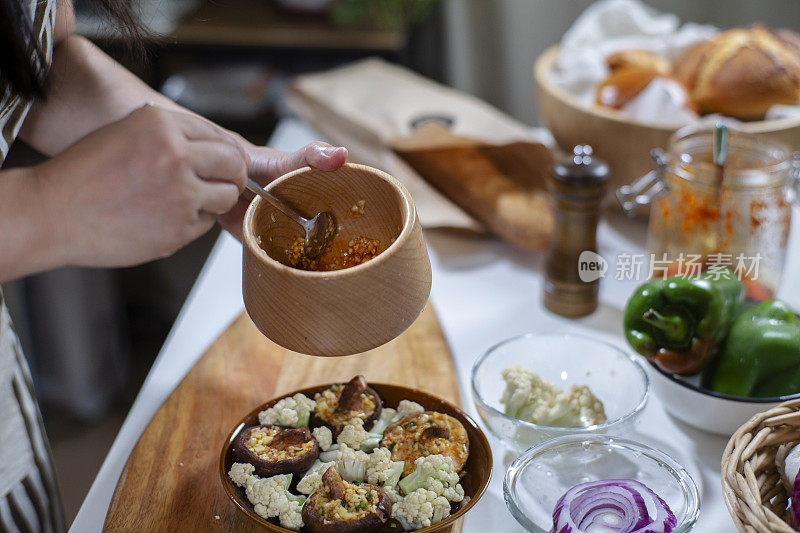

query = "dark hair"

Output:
[[0, 0, 145, 100]]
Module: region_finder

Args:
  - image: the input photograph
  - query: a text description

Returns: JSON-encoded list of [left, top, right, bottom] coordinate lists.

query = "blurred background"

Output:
[[3, 0, 800, 525]]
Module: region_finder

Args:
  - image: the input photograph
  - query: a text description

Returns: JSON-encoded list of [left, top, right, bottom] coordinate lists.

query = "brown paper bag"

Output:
[[288, 58, 554, 248]]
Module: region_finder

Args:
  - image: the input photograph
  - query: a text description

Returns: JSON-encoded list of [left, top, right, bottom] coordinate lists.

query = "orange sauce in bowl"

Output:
[[285, 235, 383, 272]]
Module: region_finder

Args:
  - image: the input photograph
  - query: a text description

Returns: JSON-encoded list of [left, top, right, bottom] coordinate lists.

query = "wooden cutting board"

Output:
[[103, 305, 463, 532]]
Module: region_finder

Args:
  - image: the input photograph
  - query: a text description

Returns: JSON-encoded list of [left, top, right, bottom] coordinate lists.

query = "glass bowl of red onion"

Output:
[[504, 434, 700, 533]]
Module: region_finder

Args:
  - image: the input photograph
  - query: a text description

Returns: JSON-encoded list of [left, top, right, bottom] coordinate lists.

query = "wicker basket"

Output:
[[722, 398, 800, 532]]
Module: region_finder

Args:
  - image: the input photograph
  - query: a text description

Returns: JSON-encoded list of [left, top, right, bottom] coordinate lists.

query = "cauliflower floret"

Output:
[[258, 393, 315, 428], [500, 367, 606, 427], [392, 488, 451, 530], [334, 443, 370, 482], [500, 367, 561, 420], [276, 506, 303, 531], [296, 459, 334, 495], [368, 407, 397, 435], [395, 400, 425, 421], [312, 426, 333, 451], [228, 466, 305, 530], [382, 485, 402, 503], [228, 462, 255, 487], [334, 401, 422, 449], [552, 384, 608, 427], [365, 446, 404, 488], [337, 417, 382, 452], [319, 444, 341, 463], [398, 454, 464, 503]]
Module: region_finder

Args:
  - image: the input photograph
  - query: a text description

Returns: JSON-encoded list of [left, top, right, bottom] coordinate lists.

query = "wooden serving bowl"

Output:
[[242, 163, 432, 356], [220, 382, 493, 533], [534, 45, 800, 192]]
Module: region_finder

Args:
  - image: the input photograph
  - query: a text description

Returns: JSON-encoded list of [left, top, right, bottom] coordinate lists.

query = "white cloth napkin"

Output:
[[551, 0, 800, 125], [550, 0, 716, 125], [551, 0, 716, 102], [621, 78, 698, 124]]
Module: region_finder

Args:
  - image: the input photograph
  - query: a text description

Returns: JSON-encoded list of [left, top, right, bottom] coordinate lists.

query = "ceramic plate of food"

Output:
[[219, 376, 492, 532]]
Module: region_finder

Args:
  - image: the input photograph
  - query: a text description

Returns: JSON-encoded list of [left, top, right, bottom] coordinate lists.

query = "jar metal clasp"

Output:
[[791, 151, 800, 204], [616, 149, 669, 217]]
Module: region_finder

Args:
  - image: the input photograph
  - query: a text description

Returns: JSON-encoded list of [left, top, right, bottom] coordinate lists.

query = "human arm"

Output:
[[19, 2, 347, 239], [0, 166, 63, 281], [1, 1, 346, 282], [0, 105, 248, 283]]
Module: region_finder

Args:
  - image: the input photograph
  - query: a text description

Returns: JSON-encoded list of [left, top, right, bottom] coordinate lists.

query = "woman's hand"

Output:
[[217, 141, 349, 240], [35, 105, 250, 267]]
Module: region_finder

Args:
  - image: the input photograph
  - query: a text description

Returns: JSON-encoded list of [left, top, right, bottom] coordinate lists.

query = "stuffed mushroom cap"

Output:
[[381, 411, 469, 476], [232, 425, 319, 477], [312, 376, 383, 437], [302, 466, 392, 533]]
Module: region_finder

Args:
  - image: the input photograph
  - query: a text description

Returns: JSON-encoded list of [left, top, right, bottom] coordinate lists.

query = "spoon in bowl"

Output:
[[246, 178, 337, 259]]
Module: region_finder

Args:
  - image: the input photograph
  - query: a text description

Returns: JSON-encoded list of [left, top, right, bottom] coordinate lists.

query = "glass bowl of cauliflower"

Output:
[[471, 332, 649, 451], [220, 377, 492, 533]]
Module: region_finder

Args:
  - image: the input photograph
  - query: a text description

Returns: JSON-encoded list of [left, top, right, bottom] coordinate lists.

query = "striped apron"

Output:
[[0, 296, 64, 532], [1, 0, 65, 531]]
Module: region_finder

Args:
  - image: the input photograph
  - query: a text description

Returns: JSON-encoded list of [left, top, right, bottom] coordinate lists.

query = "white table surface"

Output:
[[71, 117, 800, 532]]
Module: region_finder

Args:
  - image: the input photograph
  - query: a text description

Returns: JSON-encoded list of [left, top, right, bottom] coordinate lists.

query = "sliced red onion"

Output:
[[551, 479, 676, 533], [777, 444, 800, 528], [792, 469, 800, 528]]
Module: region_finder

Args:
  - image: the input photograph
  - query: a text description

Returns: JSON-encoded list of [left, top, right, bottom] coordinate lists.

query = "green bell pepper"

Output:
[[707, 300, 800, 397], [623, 271, 745, 375]]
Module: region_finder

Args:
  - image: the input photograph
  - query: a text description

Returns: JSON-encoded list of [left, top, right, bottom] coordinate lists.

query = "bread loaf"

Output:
[[596, 50, 677, 110], [596, 68, 660, 109], [395, 140, 554, 251], [606, 50, 671, 75], [673, 26, 800, 120]]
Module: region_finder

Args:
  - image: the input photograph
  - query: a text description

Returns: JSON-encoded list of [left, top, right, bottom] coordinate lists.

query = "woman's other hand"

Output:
[[217, 141, 349, 240], [36, 105, 249, 267]]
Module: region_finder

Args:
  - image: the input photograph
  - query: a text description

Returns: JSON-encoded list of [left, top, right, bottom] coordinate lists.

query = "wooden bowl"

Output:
[[534, 45, 800, 193], [721, 398, 800, 532], [242, 163, 432, 356], [220, 382, 493, 533]]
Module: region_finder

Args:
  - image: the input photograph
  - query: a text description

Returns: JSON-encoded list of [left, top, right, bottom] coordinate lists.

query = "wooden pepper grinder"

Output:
[[544, 145, 609, 317]]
